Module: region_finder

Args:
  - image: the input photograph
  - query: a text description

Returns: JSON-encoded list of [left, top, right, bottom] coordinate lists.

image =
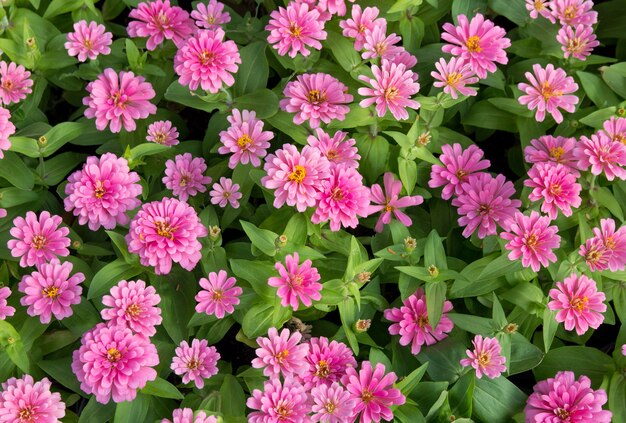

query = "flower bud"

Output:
[[355, 319, 371, 333], [428, 264, 439, 278]]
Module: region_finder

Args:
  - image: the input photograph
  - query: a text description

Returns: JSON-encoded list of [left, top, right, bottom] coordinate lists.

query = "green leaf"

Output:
[[128, 143, 170, 164], [220, 374, 247, 418], [449, 371, 475, 418], [534, 346, 616, 388], [164, 81, 227, 113], [41, 122, 88, 157], [609, 373, 626, 423], [462, 101, 517, 132], [388, 0, 423, 14], [0, 321, 30, 373], [491, 293, 507, 327], [9, 136, 39, 158], [0, 151, 35, 190], [233, 42, 269, 96], [395, 362, 428, 397], [78, 398, 115, 423], [478, 253, 524, 281], [114, 393, 151, 423], [338, 297, 359, 354], [140, 377, 184, 399], [509, 332, 544, 375], [542, 307, 559, 352], [473, 376, 527, 423], [399, 158, 417, 194], [38, 152, 86, 186], [125, 39, 142, 72], [325, 30, 362, 73], [230, 259, 276, 300], [448, 313, 498, 335], [500, 282, 545, 313], [354, 134, 389, 183], [233, 89, 279, 119], [87, 259, 143, 300], [242, 302, 290, 338], [424, 229, 447, 270], [595, 187, 625, 221], [579, 107, 617, 129], [426, 280, 447, 328], [265, 111, 310, 145], [44, 0, 84, 18], [602, 63, 626, 99], [240, 221, 278, 256], [39, 357, 83, 394], [577, 71, 620, 108], [0, 187, 40, 207]]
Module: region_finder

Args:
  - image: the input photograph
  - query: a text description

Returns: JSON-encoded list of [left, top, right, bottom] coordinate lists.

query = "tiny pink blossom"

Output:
[[191, 0, 230, 29], [525, 163, 582, 219], [550, 0, 598, 26], [575, 132, 626, 181], [147, 120, 179, 146], [163, 153, 212, 202], [622, 344, 626, 356], [524, 135, 580, 176], [557, 24, 599, 61], [431, 57, 479, 99], [218, 109, 273, 168], [526, 0, 556, 21], [368, 172, 423, 233], [0, 209, 5, 219], [601, 116, 626, 144], [7, 211, 70, 268], [209, 177, 242, 208], [429, 143, 491, 200], [460, 335, 507, 379], [580, 236, 610, 272], [266, 2, 327, 58], [0, 287, 15, 320], [65, 20, 112, 62], [195, 270, 242, 319], [593, 218, 626, 271], [162, 408, 217, 423], [0, 61, 33, 105], [252, 327, 310, 378], [311, 382, 356, 423], [0, 106, 15, 159], [0, 375, 65, 422], [307, 128, 360, 169], [339, 5, 385, 50], [127, 0, 195, 50], [101, 279, 162, 337], [247, 378, 310, 423], [269, 252, 322, 310], [361, 23, 403, 60], [171, 339, 220, 389], [302, 337, 356, 389]]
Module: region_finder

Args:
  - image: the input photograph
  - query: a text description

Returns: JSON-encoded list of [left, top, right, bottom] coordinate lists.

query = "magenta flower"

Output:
[[441, 13, 510, 79], [429, 143, 491, 200], [7, 211, 70, 268], [218, 109, 273, 168], [83, 68, 157, 133], [526, 0, 556, 21], [171, 339, 220, 389], [147, 120, 179, 146], [359, 59, 420, 120], [0, 209, 5, 219], [0, 287, 15, 320], [525, 371, 611, 423], [162, 408, 217, 423], [460, 335, 507, 379], [518, 64, 579, 124], [174, 28, 241, 93], [580, 237, 610, 272], [311, 382, 356, 423], [209, 177, 242, 208], [302, 336, 356, 389], [623, 344, 626, 356], [163, 153, 212, 202], [127, 0, 195, 50], [557, 24, 599, 61], [339, 5, 384, 50], [307, 128, 360, 169], [389, 48, 418, 68], [195, 270, 242, 319], [525, 163, 582, 219], [0, 375, 65, 422], [550, 0, 598, 26], [317, 0, 355, 17], [524, 135, 580, 176], [592, 218, 626, 271], [501, 211, 561, 272], [247, 378, 310, 423], [65, 20, 112, 62], [126, 197, 208, 275], [575, 132, 626, 181], [191, 0, 230, 29], [384, 288, 454, 355], [0, 106, 15, 159], [269, 252, 322, 310], [65, 153, 142, 230], [601, 116, 626, 144], [452, 173, 521, 239], [368, 172, 423, 233], [0, 61, 33, 105], [280, 73, 353, 128], [266, 2, 327, 58], [251, 327, 310, 378], [362, 24, 403, 60], [101, 279, 162, 337], [431, 57, 479, 99]]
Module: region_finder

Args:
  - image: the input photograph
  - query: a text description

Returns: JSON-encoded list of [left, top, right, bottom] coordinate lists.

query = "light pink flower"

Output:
[[429, 143, 491, 200], [126, 197, 208, 275], [0, 61, 33, 105], [525, 163, 582, 219], [247, 378, 310, 423], [266, 2, 327, 58], [361, 23, 403, 60], [389, 48, 418, 69], [195, 270, 242, 319], [368, 172, 423, 233], [209, 177, 242, 208], [191, 0, 230, 29], [518, 64, 579, 124], [622, 344, 626, 356], [431, 57, 479, 99], [303, 337, 356, 389], [147, 120, 179, 146], [174, 28, 241, 93], [218, 109, 273, 168], [101, 279, 162, 337], [550, 0, 598, 26], [307, 128, 359, 169], [7, 211, 70, 268], [601, 116, 626, 144], [501, 211, 561, 272], [580, 237, 610, 272], [339, 5, 384, 50], [317, 0, 355, 17], [575, 132, 626, 180], [269, 252, 322, 310], [524, 135, 580, 176], [441, 13, 510, 79], [171, 339, 220, 389], [65, 20, 112, 62], [162, 408, 217, 423], [526, 0, 556, 21], [0, 375, 65, 422], [127, 0, 195, 50], [0, 209, 5, 219], [65, 153, 142, 230], [557, 24, 599, 61], [163, 153, 212, 202], [0, 287, 15, 320], [460, 335, 507, 379], [311, 382, 356, 423], [592, 218, 626, 271], [251, 327, 310, 378], [525, 371, 612, 423], [0, 106, 15, 159]]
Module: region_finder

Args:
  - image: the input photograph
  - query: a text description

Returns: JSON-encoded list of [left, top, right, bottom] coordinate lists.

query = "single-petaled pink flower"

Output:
[[384, 288, 454, 355], [251, 327, 310, 378], [280, 73, 353, 128], [65, 153, 142, 230], [311, 382, 356, 423], [339, 5, 384, 50], [526, 0, 556, 21], [163, 153, 212, 202], [0, 61, 33, 105], [7, 211, 70, 268], [65, 20, 112, 62], [601, 116, 626, 145], [557, 24, 599, 61], [361, 23, 403, 60], [269, 252, 322, 310], [209, 177, 242, 208], [247, 378, 310, 423], [591, 218, 626, 271], [441, 13, 510, 79], [575, 132, 626, 181], [195, 270, 242, 319], [525, 163, 582, 219], [431, 57, 479, 99], [501, 211, 561, 272], [218, 109, 273, 168], [127, 0, 195, 50], [429, 143, 491, 200], [101, 279, 162, 337], [368, 172, 423, 233], [191, 0, 230, 29], [307, 128, 360, 169], [147, 120, 179, 146], [0, 375, 65, 422], [525, 371, 612, 423], [266, 2, 327, 58], [524, 135, 580, 176], [0, 287, 15, 320], [518, 64, 579, 124], [126, 197, 208, 275], [174, 28, 241, 93], [0, 106, 15, 159], [302, 337, 356, 389], [171, 339, 220, 389], [162, 408, 217, 423], [550, 0, 598, 26], [359, 59, 420, 120], [580, 237, 610, 272], [460, 335, 507, 379]]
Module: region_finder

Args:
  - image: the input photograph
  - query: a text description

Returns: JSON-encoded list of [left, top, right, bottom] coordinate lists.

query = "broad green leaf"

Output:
[[395, 362, 428, 397], [41, 122, 88, 157], [230, 259, 276, 300], [388, 0, 423, 14], [424, 229, 447, 270], [325, 31, 362, 73], [509, 333, 544, 375], [141, 378, 184, 399], [577, 71, 620, 108], [0, 151, 35, 190], [242, 302, 289, 338], [9, 136, 39, 158], [478, 253, 524, 281], [240, 221, 278, 257], [0, 321, 29, 373], [602, 63, 626, 99], [542, 307, 559, 352], [87, 259, 143, 300], [500, 282, 544, 313], [461, 101, 517, 132], [449, 371, 475, 418], [128, 143, 170, 164], [233, 89, 279, 119], [78, 398, 115, 423], [39, 357, 83, 394], [425, 280, 447, 328], [473, 376, 527, 423], [114, 393, 151, 423], [220, 374, 247, 418], [609, 373, 626, 423], [233, 42, 269, 96], [534, 346, 616, 388]]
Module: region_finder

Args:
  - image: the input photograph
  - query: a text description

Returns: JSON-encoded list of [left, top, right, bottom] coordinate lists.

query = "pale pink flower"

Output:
[[592, 218, 626, 271], [247, 378, 310, 423], [7, 211, 70, 268], [368, 172, 423, 233], [65, 20, 112, 62], [580, 237, 610, 272], [163, 153, 211, 202], [311, 382, 356, 423], [429, 143, 491, 200], [575, 132, 626, 180], [525, 163, 582, 219], [460, 335, 507, 379], [0, 61, 33, 105], [361, 23, 403, 60], [303, 337, 356, 389], [269, 252, 322, 310], [0, 287, 15, 320], [171, 339, 220, 389], [389, 48, 418, 69], [147, 120, 179, 146], [518, 63, 579, 124], [601, 116, 626, 145], [101, 279, 162, 337], [191, 0, 230, 29], [557, 24, 599, 61], [307, 128, 359, 169], [266, 2, 327, 58], [0, 106, 15, 159], [550, 0, 598, 26], [339, 5, 384, 50], [195, 270, 242, 318], [622, 344, 626, 356], [127, 0, 195, 50], [218, 109, 273, 168], [209, 177, 242, 208], [317, 0, 355, 17], [524, 135, 580, 176], [431, 57, 479, 99], [526, 0, 556, 21], [0, 209, 5, 219], [162, 408, 217, 423], [251, 327, 310, 378], [0, 375, 65, 422]]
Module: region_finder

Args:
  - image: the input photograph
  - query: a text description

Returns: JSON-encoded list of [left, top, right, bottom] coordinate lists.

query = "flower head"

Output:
[[524, 135, 580, 175], [65, 20, 113, 62], [580, 235, 610, 272], [163, 153, 212, 202], [557, 24, 599, 61], [368, 172, 423, 233], [361, 23, 403, 60], [101, 279, 162, 337], [311, 382, 356, 423], [575, 132, 626, 181], [431, 57, 479, 99], [429, 143, 491, 200], [127, 0, 195, 50], [302, 337, 356, 389], [191, 0, 230, 29], [601, 116, 626, 144], [0, 287, 15, 320], [550, 0, 598, 26], [525, 163, 582, 219], [247, 378, 310, 423], [269, 252, 322, 310], [147, 120, 179, 146], [0, 61, 33, 105], [218, 109, 273, 168], [171, 339, 220, 389], [460, 335, 507, 379], [161, 408, 217, 423], [339, 5, 385, 50], [591, 218, 626, 271], [195, 270, 242, 319], [7, 211, 70, 268], [266, 2, 327, 58], [0, 375, 65, 422], [251, 327, 310, 378], [526, 0, 556, 21], [307, 128, 360, 169], [0, 106, 15, 159], [209, 177, 242, 208]]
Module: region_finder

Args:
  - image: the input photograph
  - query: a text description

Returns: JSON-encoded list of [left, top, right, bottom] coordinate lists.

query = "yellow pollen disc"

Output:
[[179, 175, 190, 187], [290, 275, 304, 288], [288, 165, 307, 183], [18, 407, 35, 421], [275, 349, 289, 363], [154, 132, 166, 144], [526, 233, 539, 249], [157, 11, 169, 26], [207, 16, 216, 24], [585, 247, 603, 263], [111, 91, 125, 108], [31, 235, 46, 250], [384, 86, 399, 101], [237, 134, 253, 149], [211, 289, 224, 301], [477, 351, 491, 366], [564, 6, 577, 21], [199, 50, 215, 65], [307, 89, 325, 103], [358, 24, 367, 34], [605, 236, 616, 250], [571, 296, 589, 313], [324, 401, 337, 413], [555, 408, 570, 419], [187, 359, 200, 370], [155, 221, 175, 240], [330, 187, 344, 201], [84, 39, 93, 49], [549, 183, 562, 196], [276, 404, 291, 418], [3, 79, 14, 90], [42, 286, 59, 299], [549, 147, 566, 160], [361, 389, 374, 403], [534, 0, 544, 10], [384, 203, 394, 212], [455, 169, 467, 179], [446, 71, 463, 86], [540, 81, 563, 100], [466, 36, 482, 52], [126, 303, 141, 318], [106, 348, 122, 362], [315, 360, 331, 378], [417, 314, 429, 328], [289, 22, 301, 38], [94, 181, 106, 199], [374, 42, 386, 56]]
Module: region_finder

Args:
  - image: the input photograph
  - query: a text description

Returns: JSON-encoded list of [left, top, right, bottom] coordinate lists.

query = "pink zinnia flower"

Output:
[[339, 5, 384, 50], [147, 120, 179, 146], [126, 197, 208, 275], [579, 237, 610, 272], [262, 144, 331, 212], [591, 218, 626, 271], [72, 323, 159, 404], [341, 361, 405, 423], [218, 109, 273, 168], [429, 143, 491, 200], [18, 259, 84, 324], [501, 211, 561, 272], [83, 68, 157, 133], [280, 73, 353, 128], [317, 0, 355, 17], [7, 211, 70, 268], [311, 382, 356, 423], [389, 48, 418, 69], [0, 287, 15, 320], [431, 57, 479, 99], [307, 128, 360, 169], [441, 13, 511, 79], [195, 270, 242, 318], [65, 20, 112, 62], [0, 61, 33, 105], [269, 252, 322, 310], [303, 337, 356, 389], [162, 408, 217, 423], [65, 153, 142, 230], [163, 153, 212, 202], [127, 0, 195, 50], [209, 177, 242, 208], [550, 0, 598, 26], [0, 106, 15, 159], [517, 64, 579, 124], [171, 339, 220, 389], [101, 279, 162, 337], [525, 371, 612, 423], [251, 327, 310, 378], [384, 288, 454, 355], [0, 209, 5, 219], [557, 24, 599, 61], [191, 0, 230, 29], [525, 163, 582, 219], [526, 0, 556, 21], [266, 2, 327, 58], [524, 135, 579, 175], [575, 132, 626, 181], [0, 375, 65, 422], [174, 28, 241, 93], [452, 173, 521, 239], [460, 335, 507, 379], [622, 344, 626, 356], [247, 378, 310, 423], [601, 116, 626, 145], [361, 24, 403, 60], [368, 172, 423, 233]]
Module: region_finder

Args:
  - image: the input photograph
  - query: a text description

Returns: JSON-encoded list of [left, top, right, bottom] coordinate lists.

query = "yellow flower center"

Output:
[[324, 401, 337, 413], [417, 315, 429, 328], [540, 81, 563, 100], [605, 236, 616, 250], [478, 351, 491, 366], [384, 203, 394, 213], [187, 359, 200, 370], [549, 147, 566, 159], [275, 349, 289, 363], [84, 39, 93, 49], [211, 289, 224, 301], [374, 42, 387, 56], [199, 50, 215, 66], [111, 91, 125, 109], [237, 134, 253, 149], [555, 408, 570, 419], [564, 5, 577, 21], [570, 296, 589, 313], [2, 79, 14, 90], [384, 86, 399, 101], [466, 36, 482, 52], [126, 303, 141, 318], [585, 246, 604, 264], [549, 183, 562, 196], [276, 404, 291, 418], [154, 132, 166, 144], [106, 348, 122, 363], [31, 235, 47, 250], [315, 360, 331, 378], [446, 71, 463, 86], [155, 221, 175, 240], [207, 16, 217, 24], [526, 233, 539, 249], [361, 389, 374, 403], [330, 187, 344, 201], [534, 0, 545, 11], [455, 169, 467, 179], [179, 175, 190, 187], [41, 286, 59, 299], [307, 89, 326, 104], [94, 180, 106, 199], [288, 165, 307, 183], [289, 22, 301, 38], [18, 407, 35, 422]]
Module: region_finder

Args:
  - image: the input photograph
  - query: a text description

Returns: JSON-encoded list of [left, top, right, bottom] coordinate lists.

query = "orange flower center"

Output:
[[154, 132, 166, 144], [549, 146, 566, 159], [289, 22, 301, 38], [307, 89, 326, 103], [567, 37, 583, 54], [374, 42, 387, 56], [526, 233, 539, 249], [330, 187, 344, 201], [534, 0, 545, 10], [31, 235, 47, 250], [111, 91, 125, 108], [156, 11, 170, 27], [289, 275, 304, 288], [275, 349, 289, 364], [384, 203, 394, 213], [199, 50, 215, 66], [446, 71, 463, 86], [540, 81, 563, 100], [94, 180, 106, 199], [237, 134, 253, 149], [324, 401, 337, 413], [585, 247, 604, 264], [466, 36, 482, 52], [41, 286, 59, 299], [155, 221, 175, 239], [417, 314, 429, 328], [361, 389, 374, 403], [3, 79, 14, 90], [126, 303, 141, 318], [106, 348, 122, 363], [207, 16, 217, 24], [276, 404, 292, 418], [478, 351, 491, 366], [187, 359, 200, 370], [288, 165, 307, 183], [84, 39, 93, 49], [605, 236, 616, 250], [18, 406, 35, 421], [358, 24, 367, 34], [549, 183, 562, 196], [179, 175, 190, 187], [384, 86, 399, 101], [555, 408, 570, 419], [570, 296, 589, 313], [564, 6, 577, 21], [315, 360, 331, 378]]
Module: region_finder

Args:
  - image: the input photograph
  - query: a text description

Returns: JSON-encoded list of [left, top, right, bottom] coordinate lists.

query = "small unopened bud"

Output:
[[208, 225, 221, 241], [449, 415, 456, 422], [38, 136, 47, 146], [503, 323, 519, 334], [618, 107, 626, 117], [7, 336, 15, 345], [416, 131, 431, 146], [354, 271, 371, 284], [355, 319, 371, 333], [25, 37, 36, 48], [72, 240, 81, 249], [275, 234, 288, 248], [404, 237, 416, 252], [427, 264, 439, 277]]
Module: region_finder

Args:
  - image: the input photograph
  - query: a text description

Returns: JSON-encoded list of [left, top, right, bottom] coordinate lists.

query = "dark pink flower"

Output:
[[195, 270, 242, 319], [592, 218, 626, 271], [579, 237, 610, 272], [101, 279, 162, 337], [368, 172, 423, 233], [269, 252, 322, 310], [0, 375, 65, 422], [525, 163, 582, 219], [0, 287, 15, 320], [460, 335, 507, 379], [361, 23, 403, 60], [311, 382, 356, 423], [429, 143, 491, 200], [162, 408, 217, 423], [550, 0, 598, 26], [147, 120, 179, 146], [163, 153, 212, 202], [0, 61, 33, 105], [218, 109, 273, 168], [557, 24, 599, 61], [209, 177, 242, 208], [307, 128, 360, 169], [0, 106, 15, 159], [302, 336, 356, 389], [524, 135, 580, 176], [339, 5, 384, 50], [191, 0, 230, 29], [575, 132, 626, 181], [526, 0, 556, 21], [65, 20, 112, 62], [251, 327, 310, 378], [7, 211, 70, 268], [247, 378, 310, 423], [266, 2, 327, 58], [127, 0, 195, 50], [171, 339, 220, 389], [431, 57, 479, 99]]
